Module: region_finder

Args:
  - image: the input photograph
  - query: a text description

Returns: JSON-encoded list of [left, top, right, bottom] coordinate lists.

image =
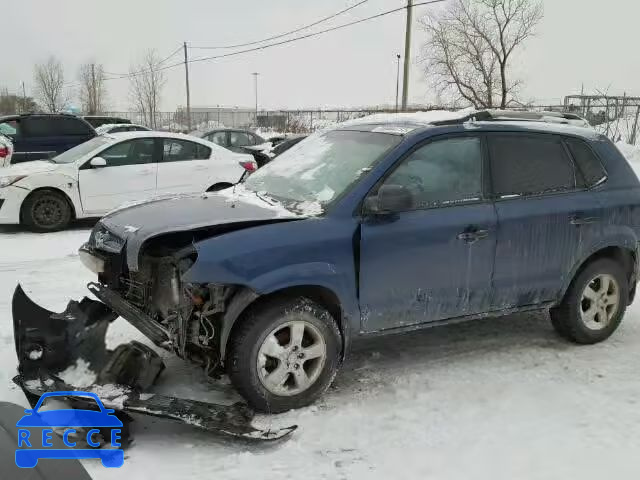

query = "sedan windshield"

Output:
[[51, 136, 112, 163], [243, 130, 401, 211]]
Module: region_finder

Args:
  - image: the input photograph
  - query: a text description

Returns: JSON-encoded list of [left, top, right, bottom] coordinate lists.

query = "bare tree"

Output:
[[129, 50, 166, 128], [420, 0, 543, 108], [34, 56, 67, 112], [78, 63, 107, 114]]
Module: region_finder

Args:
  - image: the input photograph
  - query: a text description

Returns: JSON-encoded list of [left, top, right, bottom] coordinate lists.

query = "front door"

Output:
[[78, 138, 158, 214], [359, 135, 497, 333]]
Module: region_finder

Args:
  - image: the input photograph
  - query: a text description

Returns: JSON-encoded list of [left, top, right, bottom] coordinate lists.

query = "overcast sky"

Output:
[[3, 0, 638, 112]]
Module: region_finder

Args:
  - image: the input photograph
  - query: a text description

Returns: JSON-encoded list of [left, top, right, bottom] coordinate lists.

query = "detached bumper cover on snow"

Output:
[[11, 284, 297, 442]]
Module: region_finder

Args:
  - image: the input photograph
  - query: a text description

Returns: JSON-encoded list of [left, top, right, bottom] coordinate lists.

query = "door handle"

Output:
[[457, 229, 489, 243], [137, 169, 154, 175], [570, 216, 600, 225]]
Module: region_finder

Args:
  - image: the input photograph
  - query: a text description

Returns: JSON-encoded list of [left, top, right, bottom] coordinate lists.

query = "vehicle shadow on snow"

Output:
[[122, 311, 571, 452], [332, 311, 570, 396], [0, 218, 99, 234]]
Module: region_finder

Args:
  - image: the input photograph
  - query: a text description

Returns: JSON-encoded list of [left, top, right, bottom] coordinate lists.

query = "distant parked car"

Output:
[[0, 133, 13, 167], [0, 131, 256, 231], [96, 123, 151, 135], [83, 116, 132, 129], [0, 114, 96, 164], [241, 134, 308, 168], [195, 129, 267, 153]]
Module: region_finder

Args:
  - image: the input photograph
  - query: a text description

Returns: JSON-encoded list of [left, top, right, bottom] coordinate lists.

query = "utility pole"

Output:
[[21, 81, 27, 113], [395, 54, 401, 112], [183, 42, 192, 131], [252, 72, 260, 127], [90, 63, 96, 114], [401, 0, 413, 111]]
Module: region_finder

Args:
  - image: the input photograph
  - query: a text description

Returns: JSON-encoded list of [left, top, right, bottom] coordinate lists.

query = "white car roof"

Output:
[[104, 131, 240, 156]]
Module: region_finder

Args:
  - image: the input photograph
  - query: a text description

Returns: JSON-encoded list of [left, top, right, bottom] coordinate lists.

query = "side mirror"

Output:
[[366, 184, 413, 214], [90, 157, 107, 168]]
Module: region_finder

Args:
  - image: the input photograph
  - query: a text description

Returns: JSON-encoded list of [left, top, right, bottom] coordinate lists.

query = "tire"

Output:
[[227, 297, 342, 413], [207, 183, 233, 192], [551, 258, 628, 344], [22, 189, 73, 232]]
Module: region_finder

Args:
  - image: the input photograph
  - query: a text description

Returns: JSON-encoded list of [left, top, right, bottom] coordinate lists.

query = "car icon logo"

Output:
[[15, 391, 124, 468]]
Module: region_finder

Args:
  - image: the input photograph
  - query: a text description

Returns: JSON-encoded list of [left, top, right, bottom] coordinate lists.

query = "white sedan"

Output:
[[0, 131, 256, 231]]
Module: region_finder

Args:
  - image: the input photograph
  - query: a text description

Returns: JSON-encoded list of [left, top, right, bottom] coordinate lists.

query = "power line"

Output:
[[86, 0, 446, 84], [189, 0, 370, 50], [103, 45, 183, 78], [186, 0, 446, 67]]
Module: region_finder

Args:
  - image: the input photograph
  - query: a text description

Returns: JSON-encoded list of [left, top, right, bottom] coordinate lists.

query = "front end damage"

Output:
[[12, 231, 296, 442]]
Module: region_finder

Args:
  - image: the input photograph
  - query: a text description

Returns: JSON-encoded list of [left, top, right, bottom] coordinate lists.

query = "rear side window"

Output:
[[26, 117, 93, 137], [564, 137, 606, 187], [489, 135, 576, 197], [161, 139, 210, 162], [0, 119, 20, 137]]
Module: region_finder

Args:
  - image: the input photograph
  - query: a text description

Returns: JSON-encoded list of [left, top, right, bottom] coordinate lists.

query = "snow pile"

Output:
[[616, 141, 640, 177], [342, 108, 475, 127], [88, 384, 130, 409], [58, 358, 97, 387]]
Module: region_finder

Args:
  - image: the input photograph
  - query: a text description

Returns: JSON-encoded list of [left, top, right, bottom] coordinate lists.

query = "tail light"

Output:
[[0, 147, 9, 159], [239, 160, 257, 173]]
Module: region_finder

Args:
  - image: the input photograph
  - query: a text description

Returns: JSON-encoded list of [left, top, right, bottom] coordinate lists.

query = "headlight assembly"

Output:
[[93, 226, 125, 253]]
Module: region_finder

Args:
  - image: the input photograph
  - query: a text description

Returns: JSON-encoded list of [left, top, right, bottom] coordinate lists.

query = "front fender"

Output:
[[215, 263, 359, 360]]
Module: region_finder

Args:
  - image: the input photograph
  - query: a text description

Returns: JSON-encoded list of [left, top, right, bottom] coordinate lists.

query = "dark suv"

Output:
[[0, 114, 96, 164], [15, 110, 640, 415]]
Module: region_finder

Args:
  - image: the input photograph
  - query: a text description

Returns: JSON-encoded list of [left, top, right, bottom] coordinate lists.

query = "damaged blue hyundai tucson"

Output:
[[12, 110, 640, 439]]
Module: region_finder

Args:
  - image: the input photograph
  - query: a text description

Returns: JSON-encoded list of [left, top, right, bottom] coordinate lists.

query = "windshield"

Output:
[[243, 130, 401, 212], [51, 136, 112, 163]]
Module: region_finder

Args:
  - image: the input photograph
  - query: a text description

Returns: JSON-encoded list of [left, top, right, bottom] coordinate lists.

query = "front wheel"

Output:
[[227, 297, 342, 413], [551, 258, 628, 344], [22, 189, 73, 232]]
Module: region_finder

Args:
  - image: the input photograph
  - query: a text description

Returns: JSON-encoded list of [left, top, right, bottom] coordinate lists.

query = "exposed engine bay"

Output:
[[11, 228, 296, 442]]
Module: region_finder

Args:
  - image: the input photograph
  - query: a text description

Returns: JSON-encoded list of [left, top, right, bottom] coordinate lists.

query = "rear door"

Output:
[[78, 137, 159, 213], [156, 138, 214, 194], [359, 135, 497, 332], [488, 133, 603, 309]]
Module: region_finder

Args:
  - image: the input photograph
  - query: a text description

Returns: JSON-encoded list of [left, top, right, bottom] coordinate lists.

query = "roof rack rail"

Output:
[[432, 109, 591, 127]]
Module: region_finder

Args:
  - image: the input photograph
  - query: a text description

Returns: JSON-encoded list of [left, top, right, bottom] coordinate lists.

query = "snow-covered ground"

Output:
[[2, 224, 640, 478]]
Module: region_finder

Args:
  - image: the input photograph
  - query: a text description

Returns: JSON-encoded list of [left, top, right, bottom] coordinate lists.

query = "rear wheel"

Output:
[[227, 297, 341, 413], [22, 189, 73, 232], [551, 258, 628, 344]]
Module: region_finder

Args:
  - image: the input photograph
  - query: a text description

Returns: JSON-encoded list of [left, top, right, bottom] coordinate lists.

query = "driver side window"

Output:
[[99, 138, 155, 167], [383, 136, 483, 210]]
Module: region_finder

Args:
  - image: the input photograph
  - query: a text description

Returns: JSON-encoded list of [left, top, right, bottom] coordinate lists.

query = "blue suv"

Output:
[[19, 110, 640, 414]]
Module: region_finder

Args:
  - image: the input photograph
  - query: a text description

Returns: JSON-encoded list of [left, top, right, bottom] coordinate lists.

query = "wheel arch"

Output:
[[219, 284, 349, 363], [19, 186, 77, 224], [561, 243, 638, 305]]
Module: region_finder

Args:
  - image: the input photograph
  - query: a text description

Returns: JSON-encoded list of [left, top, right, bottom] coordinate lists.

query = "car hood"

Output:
[[99, 187, 304, 271], [0, 160, 59, 176]]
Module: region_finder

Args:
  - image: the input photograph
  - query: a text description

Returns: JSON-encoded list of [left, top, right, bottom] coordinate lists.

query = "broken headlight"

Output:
[[92, 225, 125, 253]]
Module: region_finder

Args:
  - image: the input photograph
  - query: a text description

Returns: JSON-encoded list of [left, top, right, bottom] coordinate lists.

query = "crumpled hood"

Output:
[[0, 160, 58, 176], [98, 188, 303, 270]]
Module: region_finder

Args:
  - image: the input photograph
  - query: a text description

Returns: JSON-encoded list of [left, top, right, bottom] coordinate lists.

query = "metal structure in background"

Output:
[[45, 95, 638, 146], [564, 94, 640, 145]]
